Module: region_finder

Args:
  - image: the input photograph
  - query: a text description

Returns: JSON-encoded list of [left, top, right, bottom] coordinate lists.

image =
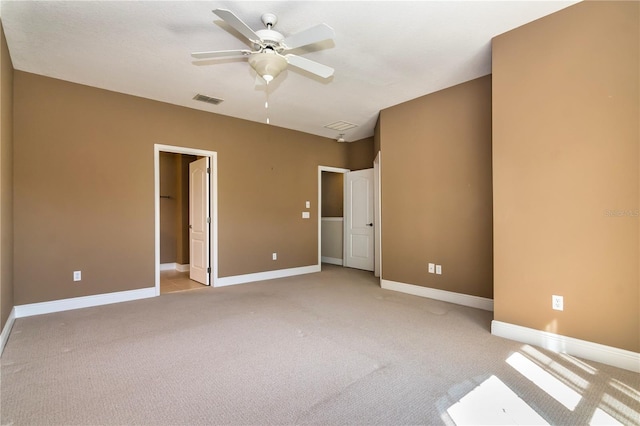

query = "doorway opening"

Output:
[[318, 167, 348, 268], [318, 165, 378, 275], [154, 144, 218, 296]]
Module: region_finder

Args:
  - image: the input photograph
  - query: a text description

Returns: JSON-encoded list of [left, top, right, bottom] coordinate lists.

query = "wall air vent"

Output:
[[324, 121, 358, 132], [193, 94, 224, 105]]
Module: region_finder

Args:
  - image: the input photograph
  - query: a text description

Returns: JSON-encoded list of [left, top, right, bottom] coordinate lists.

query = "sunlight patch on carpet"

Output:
[[445, 375, 548, 425], [507, 352, 582, 410]]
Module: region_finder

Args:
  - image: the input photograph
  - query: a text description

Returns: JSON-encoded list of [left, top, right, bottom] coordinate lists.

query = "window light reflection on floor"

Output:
[[597, 392, 639, 426], [521, 345, 590, 392], [590, 407, 623, 425], [610, 378, 640, 402], [446, 375, 549, 425], [506, 352, 583, 410], [558, 352, 598, 375]]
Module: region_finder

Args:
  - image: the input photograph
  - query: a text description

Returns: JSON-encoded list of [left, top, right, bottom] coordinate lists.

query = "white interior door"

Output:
[[189, 157, 210, 285], [345, 168, 374, 271]]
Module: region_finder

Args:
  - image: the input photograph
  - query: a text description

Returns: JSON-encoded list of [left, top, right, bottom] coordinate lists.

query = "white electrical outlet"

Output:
[[436, 265, 442, 275], [73, 271, 82, 282], [302, 212, 310, 219], [428, 263, 435, 273], [552, 295, 563, 311], [272, 253, 277, 261]]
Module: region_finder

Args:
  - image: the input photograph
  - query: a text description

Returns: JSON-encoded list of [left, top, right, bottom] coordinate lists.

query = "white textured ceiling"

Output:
[[1, 0, 578, 142]]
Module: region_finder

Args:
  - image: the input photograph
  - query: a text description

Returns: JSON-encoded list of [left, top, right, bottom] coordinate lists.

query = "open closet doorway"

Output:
[[318, 167, 349, 268], [154, 144, 218, 296], [318, 165, 377, 274]]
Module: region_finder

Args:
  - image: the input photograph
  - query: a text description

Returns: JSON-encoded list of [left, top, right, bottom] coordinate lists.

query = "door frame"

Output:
[[317, 166, 350, 267], [374, 152, 381, 278], [154, 144, 218, 295]]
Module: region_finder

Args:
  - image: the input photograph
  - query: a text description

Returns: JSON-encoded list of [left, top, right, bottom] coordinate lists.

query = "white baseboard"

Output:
[[216, 265, 321, 287], [160, 263, 176, 271], [0, 307, 16, 356], [14, 287, 156, 319], [321, 256, 343, 266], [492, 320, 640, 373], [381, 279, 494, 311], [161, 263, 189, 272]]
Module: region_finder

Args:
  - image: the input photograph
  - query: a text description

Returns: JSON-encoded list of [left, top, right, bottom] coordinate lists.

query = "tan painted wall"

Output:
[[493, 1, 639, 352], [0, 21, 14, 329], [321, 172, 343, 217], [379, 76, 493, 298], [13, 71, 359, 305], [347, 137, 375, 171]]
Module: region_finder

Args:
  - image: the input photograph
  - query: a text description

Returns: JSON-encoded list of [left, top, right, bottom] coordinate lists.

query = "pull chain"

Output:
[[265, 80, 270, 125]]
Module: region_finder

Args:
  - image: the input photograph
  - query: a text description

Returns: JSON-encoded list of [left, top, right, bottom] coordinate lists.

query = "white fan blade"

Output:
[[285, 54, 334, 79], [192, 49, 252, 59], [282, 23, 335, 50], [213, 9, 262, 44]]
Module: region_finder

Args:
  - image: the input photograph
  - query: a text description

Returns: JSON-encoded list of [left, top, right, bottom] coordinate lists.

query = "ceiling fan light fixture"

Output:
[[248, 51, 287, 83], [192, 9, 335, 83]]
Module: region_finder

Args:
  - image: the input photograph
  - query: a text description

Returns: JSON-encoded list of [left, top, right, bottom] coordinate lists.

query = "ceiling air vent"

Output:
[[193, 94, 224, 105], [324, 121, 358, 132]]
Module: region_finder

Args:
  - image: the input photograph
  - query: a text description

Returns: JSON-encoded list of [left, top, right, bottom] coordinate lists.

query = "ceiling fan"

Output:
[[192, 9, 335, 84]]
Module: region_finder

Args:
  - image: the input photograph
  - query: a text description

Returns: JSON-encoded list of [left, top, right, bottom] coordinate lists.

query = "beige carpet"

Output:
[[1, 265, 638, 425]]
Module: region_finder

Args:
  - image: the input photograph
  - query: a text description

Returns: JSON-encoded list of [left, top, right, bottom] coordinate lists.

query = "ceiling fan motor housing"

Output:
[[255, 29, 284, 52]]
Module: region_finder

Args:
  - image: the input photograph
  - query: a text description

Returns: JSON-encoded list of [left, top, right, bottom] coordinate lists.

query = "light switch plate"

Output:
[[435, 265, 442, 275], [73, 271, 81, 281], [428, 263, 435, 273], [302, 212, 310, 219], [305, 201, 310, 208]]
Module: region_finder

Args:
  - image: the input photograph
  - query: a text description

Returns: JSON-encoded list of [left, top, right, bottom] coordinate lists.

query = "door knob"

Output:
[[367, 223, 373, 227]]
